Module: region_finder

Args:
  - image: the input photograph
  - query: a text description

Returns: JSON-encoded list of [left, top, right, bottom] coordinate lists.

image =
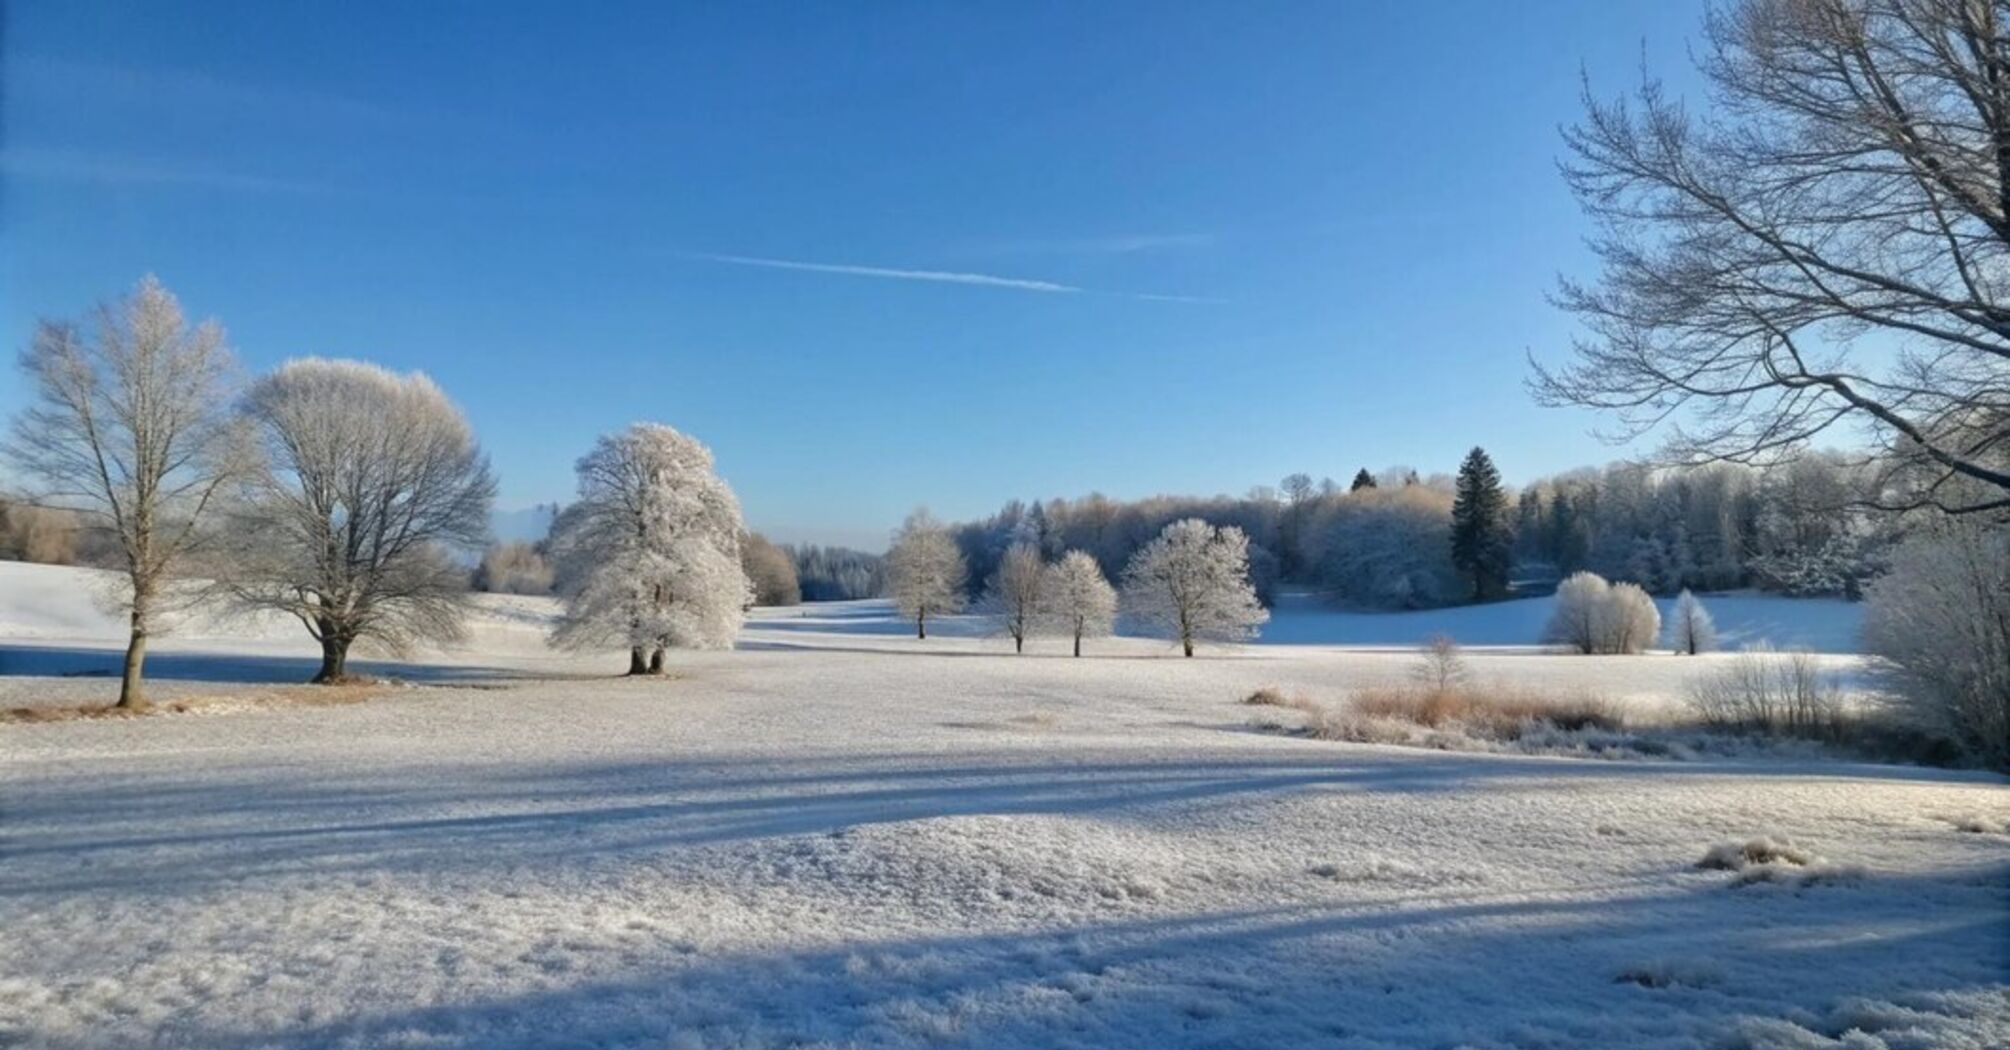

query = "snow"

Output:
[[1, 561, 2004, 1048]]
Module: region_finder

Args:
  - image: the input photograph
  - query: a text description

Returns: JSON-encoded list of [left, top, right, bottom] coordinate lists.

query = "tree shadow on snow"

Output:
[[85, 864, 2010, 1049], [0, 641, 531, 686]]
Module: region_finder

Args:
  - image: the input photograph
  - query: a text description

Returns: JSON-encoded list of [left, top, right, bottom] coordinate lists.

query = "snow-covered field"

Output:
[[1, 561, 2004, 1048]]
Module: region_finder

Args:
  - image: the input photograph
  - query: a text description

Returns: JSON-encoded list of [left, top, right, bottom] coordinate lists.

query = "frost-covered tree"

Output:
[[1042, 550, 1116, 657], [472, 541, 553, 595], [740, 531, 801, 606], [789, 544, 884, 601], [1667, 589, 1717, 655], [1411, 633, 1470, 691], [547, 423, 749, 674], [1603, 581, 1662, 655], [1545, 571, 1660, 655], [1546, 571, 1612, 654], [4, 277, 247, 708], [1121, 518, 1268, 657], [1450, 446, 1512, 601], [886, 509, 966, 639], [1863, 520, 2010, 769], [978, 543, 1045, 653], [1306, 485, 1463, 609], [220, 359, 495, 683]]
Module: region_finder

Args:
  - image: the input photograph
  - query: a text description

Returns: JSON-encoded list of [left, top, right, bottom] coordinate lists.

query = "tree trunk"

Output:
[[627, 647, 649, 675], [1182, 636, 1194, 658], [917, 612, 926, 640], [117, 616, 149, 711], [313, 634, 351, 684], [1014, 632, 1024, 654], [648, 647, 666, 674], [1073, 631, 1082, 658]]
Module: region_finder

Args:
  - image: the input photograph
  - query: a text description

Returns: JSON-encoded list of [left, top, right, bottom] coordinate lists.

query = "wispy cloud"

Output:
[[0, 147, 325, 194], [689, 252, 1219, 303], [695, 253, 1082, 293]]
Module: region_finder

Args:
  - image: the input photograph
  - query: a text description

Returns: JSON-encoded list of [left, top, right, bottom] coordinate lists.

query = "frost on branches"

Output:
[[547, 423, 750, 674], [886, 509, 967, 639], [1122, 518, 1267, 657], [1042, 550, 1117, 657]]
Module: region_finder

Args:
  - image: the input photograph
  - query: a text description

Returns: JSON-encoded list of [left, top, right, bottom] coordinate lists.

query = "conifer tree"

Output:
[[1450, 446, 1512, 601]]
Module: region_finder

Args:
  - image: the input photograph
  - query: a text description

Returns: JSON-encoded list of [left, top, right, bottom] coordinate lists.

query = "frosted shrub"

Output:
[[1600, 582, 1661, 654], [1862, 521, 2010, 770], [1544, 571, 1659, 654]]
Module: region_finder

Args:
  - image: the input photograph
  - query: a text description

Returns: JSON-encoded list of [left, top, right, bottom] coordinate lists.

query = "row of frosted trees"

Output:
[[884, 511, 1268, 657], [3, 277, 755, 705]]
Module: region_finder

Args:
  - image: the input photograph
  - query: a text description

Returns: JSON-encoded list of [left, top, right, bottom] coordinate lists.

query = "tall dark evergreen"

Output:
[[1349, 469, 1377, 492], [1450, 447, 1512, 601]]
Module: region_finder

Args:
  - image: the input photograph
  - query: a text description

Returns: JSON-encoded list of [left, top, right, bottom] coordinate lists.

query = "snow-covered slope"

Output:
[[1, 560, 2001, 1049]]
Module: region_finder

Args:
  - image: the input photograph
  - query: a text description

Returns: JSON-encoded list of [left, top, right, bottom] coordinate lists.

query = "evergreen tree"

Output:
[[1349, 468, 1377, 492], [1450, 447, 1512, 601]]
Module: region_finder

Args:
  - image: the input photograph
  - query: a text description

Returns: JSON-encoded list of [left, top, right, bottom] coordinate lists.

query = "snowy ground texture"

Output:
[[1, 562, 2005, 1048]]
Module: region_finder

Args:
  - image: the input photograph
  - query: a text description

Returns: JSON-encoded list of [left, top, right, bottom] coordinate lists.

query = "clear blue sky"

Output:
[[2, 1, 1709, 548]]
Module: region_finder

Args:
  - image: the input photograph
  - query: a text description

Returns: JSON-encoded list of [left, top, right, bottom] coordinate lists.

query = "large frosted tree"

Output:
[[1043, 549, 1117, 657], [1450, 446, 1513, 601], [547, 423, 750, 674], [886, 509, 967, 639], [220, 359, 496, 683], [1121, 518, 1268, 657], [4, 277, 246, 709]]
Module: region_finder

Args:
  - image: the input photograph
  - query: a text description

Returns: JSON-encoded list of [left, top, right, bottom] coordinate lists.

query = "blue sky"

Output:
[[2, 1, 1709, 548]]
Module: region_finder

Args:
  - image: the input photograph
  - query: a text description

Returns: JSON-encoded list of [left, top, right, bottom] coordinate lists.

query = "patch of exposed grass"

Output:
[[2, 683, 386, 724]]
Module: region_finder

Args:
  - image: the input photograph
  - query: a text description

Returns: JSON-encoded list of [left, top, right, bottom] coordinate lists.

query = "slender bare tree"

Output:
[[5, 277, 245, 709], [218, 358, 495, 682], [886, 509, 966, 639], [1535, 0, 2010, 515]]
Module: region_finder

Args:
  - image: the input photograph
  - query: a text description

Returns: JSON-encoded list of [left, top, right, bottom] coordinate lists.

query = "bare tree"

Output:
[[5, 277, 244, 709], [547, 424, 749, 674], [1411, 633, 1471, 691], [1535, 0, 2010, 515], [1121, 518, 1268, 657], [979, 543, 1045, 653], [1042, 549, 1117, 657], [885, 508, 966, 639], [218, 359, 495, 683]]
